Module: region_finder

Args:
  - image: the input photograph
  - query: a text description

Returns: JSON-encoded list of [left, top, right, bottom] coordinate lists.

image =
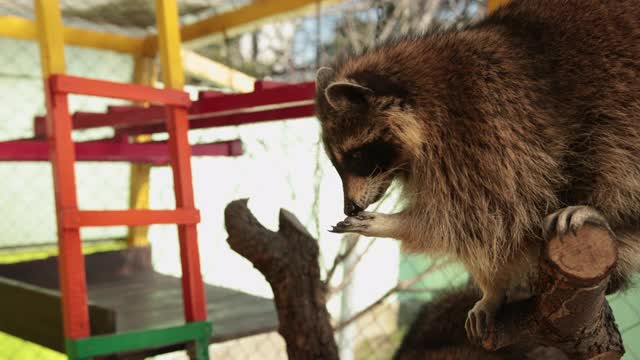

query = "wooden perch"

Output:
[[484, 224, 624, 359], [224, 199, 339, 360]]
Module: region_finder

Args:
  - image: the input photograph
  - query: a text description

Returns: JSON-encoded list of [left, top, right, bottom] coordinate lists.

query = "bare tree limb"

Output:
[[334, 259, 452, 332], [398, 287, 444, 293], [225, 199, 338, 360], [378, 0, 410, 42], [417, 0, 444, 31], [329, 237, 377, 296], [324, 233, 360, 285]]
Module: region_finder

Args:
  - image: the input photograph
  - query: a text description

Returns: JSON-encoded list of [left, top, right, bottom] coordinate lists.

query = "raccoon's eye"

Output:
[[351, 150, 364, 161], [345, 141, 396, 177]]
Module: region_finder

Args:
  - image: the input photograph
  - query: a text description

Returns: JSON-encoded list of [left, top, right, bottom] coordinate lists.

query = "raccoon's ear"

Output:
[[315, 67, 335, 92], [325, 81, 374, 111]]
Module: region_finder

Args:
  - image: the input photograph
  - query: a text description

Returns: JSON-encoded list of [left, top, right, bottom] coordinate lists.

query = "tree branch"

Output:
[[225, 199, 338, 360], [324, 233, 360, 285], [483, 225, 624, 359], [329, 237, 377, 296]]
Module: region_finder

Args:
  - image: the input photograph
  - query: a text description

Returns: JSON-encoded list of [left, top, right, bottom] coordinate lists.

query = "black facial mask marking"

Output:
[[343, 141, 397, 177]]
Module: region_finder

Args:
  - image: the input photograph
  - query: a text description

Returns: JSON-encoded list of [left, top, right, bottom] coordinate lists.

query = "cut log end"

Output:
[[546, 225, 617, 281]]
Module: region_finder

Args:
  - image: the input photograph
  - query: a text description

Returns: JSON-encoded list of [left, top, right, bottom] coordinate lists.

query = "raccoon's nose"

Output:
[[344, 200, 363, 216]]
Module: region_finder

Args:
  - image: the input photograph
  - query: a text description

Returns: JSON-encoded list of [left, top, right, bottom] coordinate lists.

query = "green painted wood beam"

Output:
[[65, 321, 212, 359]]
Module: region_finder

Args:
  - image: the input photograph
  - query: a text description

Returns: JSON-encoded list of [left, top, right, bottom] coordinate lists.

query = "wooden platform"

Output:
[[0, 247, 278, 358]]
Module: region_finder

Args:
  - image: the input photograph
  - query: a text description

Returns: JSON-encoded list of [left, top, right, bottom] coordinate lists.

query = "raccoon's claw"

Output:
[[542, 206, 612, 241], [355, 213, 375, 220], [329, 211, 400, 238], [329, 216, 371, 234], [329, 212, 379, 235], [465, 299, 499, 344], [465, 309, 489, 343]]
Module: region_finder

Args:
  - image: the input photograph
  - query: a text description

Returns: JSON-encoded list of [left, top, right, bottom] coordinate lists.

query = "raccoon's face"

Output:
[[324, 137, 399, 216], [315, 67, 407, 215]]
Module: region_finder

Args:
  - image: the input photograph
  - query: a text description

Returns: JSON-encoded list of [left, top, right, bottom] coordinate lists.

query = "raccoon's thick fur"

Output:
[[393, 285, 507, 360], [316, 0, 640, 340], [393, 285, 567, 360]]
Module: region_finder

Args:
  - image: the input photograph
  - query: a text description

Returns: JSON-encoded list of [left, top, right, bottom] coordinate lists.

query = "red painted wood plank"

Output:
[[122, 104, 315, 135], [191, 82, 315, 114], [34, 82, 315, 134], [44, 79, 90, 340], [33, 116, 46, 139], [0, 139, 243, 164], [165, 105, 207, 322], [72, 106, 166, 129], [61, 209, 200, 228], [197, 90, 226, 100], [191, 104, 315, 128], [50, 75, 191, 107], [253, 80, 289, 91], [107, 105, 140, 112], [71, 101, 314, 131]]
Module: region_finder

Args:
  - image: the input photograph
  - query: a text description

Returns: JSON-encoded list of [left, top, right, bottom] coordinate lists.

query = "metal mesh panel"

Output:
[[0, 0, 253, 35]]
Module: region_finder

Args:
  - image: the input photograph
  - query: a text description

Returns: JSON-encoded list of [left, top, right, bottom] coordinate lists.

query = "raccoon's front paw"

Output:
[[330, 212, 378, 236], [465, 298, 500, 344], [543, 206, 612, 240]]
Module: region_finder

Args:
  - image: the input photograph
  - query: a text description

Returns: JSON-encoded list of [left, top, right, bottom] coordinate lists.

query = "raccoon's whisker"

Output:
[[385, 164, 406, 177]]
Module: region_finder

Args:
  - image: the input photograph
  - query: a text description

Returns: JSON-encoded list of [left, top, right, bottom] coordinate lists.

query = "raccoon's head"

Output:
[[315, 67, 419, 216]]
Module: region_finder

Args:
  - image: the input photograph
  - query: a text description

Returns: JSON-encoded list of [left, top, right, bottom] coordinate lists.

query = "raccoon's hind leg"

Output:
[[464, 251, 538, 344], [464, 272, 508, 343]]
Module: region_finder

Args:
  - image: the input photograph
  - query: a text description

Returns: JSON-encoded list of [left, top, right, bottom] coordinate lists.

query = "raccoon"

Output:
[[316, 0, 640, 342]]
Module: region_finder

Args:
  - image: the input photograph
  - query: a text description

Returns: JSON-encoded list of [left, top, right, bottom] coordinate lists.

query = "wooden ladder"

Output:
[[35, 1, 210, 359]]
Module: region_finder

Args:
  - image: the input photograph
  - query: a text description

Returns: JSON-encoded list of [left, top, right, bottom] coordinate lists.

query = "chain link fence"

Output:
[[0, 1, 638, 359]]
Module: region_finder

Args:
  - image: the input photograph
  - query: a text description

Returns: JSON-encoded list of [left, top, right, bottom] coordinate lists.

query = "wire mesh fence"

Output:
[[0, 1, 638, 360]]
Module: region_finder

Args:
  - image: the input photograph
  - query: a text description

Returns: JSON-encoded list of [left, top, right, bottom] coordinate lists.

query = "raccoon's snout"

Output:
[[341, 173, 393, 215], [344, 200, 364, 216]]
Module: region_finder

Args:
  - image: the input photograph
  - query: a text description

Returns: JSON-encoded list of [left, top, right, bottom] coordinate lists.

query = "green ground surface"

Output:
[[0, 333, 66, 360], [0, 240, 126, 264]]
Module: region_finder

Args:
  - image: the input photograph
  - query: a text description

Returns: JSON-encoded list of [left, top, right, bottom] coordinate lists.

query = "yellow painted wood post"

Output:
[[34, 1, 65, 77], [0, 15, 146, 55], [127, 56, 157, 247], [155, 0, 185, 89], [488, 0, 510, 13], [181, 49, 256, 92]]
